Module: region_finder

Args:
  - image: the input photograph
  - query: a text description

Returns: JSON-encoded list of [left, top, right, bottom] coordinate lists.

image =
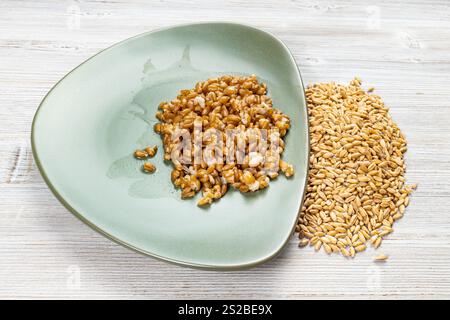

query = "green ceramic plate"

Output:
[[32, 22, 309, 270]]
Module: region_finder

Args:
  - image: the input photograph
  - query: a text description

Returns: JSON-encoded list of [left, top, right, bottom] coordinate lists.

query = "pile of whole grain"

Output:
[[297, 78, 416, 257], [154, 75, 294, 206]]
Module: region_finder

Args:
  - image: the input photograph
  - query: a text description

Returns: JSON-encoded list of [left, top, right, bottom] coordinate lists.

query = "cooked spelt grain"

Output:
[[134, 149, 148, 159], [153, 75, 294, 206], [145, 145, 158, 157], [142, 162, 156, 173]]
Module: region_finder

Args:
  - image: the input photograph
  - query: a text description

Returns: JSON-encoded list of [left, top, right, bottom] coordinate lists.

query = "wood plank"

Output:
[[1, 0, 450, 299]]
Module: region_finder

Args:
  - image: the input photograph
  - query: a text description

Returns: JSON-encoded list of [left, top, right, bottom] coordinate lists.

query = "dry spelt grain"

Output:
[[374, 254, 389, 261], [297, 78, 415, 257]]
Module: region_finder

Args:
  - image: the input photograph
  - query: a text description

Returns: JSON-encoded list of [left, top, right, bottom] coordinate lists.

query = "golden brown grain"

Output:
[[142, 162, 156, 173], [134, 149, 148, 159], [145, 145, 158, 157], [153, 75, 294, 206]]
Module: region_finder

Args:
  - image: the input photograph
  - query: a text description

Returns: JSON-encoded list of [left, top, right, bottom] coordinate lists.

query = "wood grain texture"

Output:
[[1, 0, 450, 299]]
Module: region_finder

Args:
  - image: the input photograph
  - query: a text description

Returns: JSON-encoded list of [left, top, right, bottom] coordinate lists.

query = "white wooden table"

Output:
[[1, 0, 450, 299]]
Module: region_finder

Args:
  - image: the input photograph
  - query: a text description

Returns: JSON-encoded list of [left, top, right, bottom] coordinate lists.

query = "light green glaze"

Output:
[[31, 22, 309, 270]]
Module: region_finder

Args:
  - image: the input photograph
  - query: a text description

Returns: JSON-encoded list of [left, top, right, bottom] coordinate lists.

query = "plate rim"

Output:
[[31, 21, 310, 270]]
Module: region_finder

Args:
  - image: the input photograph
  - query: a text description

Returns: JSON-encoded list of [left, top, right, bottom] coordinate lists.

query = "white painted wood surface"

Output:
[[1, 0, 450, 299]]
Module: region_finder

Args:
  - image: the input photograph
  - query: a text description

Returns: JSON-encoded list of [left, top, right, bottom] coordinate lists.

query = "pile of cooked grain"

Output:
[[134, 145, 158, 173], [296, 78, 416, 257], [153, 75, 294, 206]]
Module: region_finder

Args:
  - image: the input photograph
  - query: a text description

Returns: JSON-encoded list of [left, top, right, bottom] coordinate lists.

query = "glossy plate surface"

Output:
[[32, 22, 309, 269]]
